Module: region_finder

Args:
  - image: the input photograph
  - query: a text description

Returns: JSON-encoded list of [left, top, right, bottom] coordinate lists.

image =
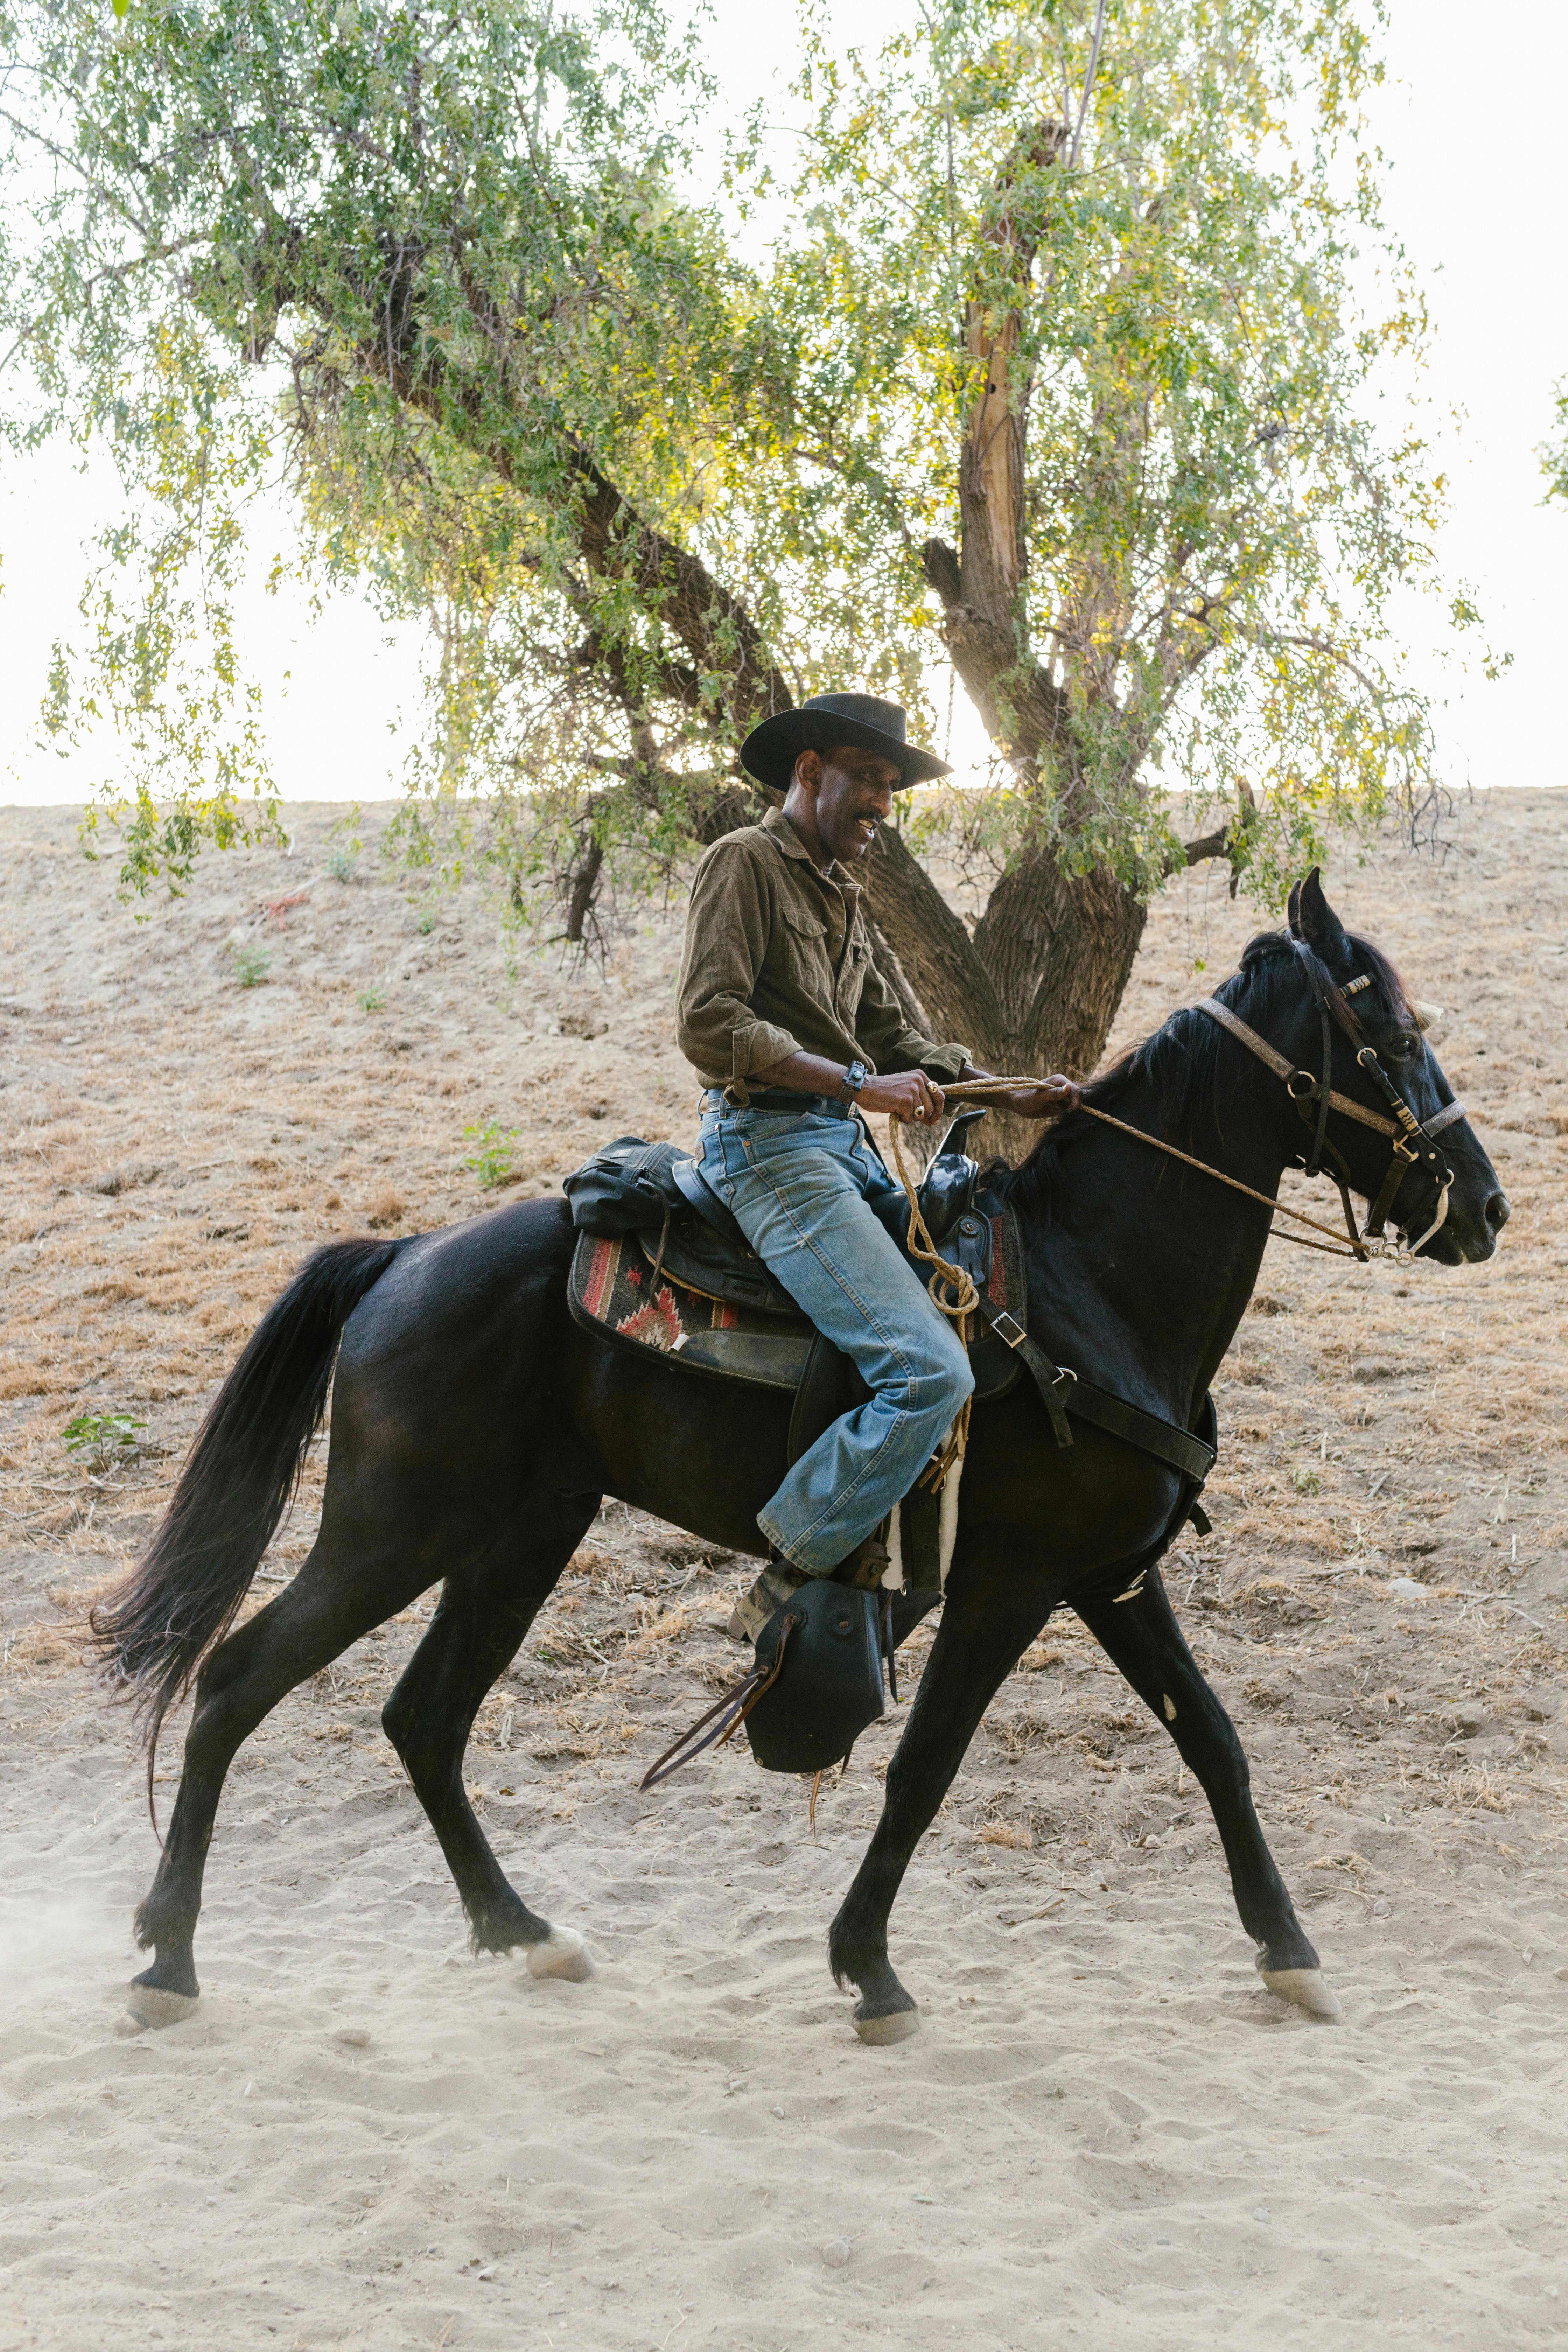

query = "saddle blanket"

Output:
[[568, 1211, 1023, 1400]]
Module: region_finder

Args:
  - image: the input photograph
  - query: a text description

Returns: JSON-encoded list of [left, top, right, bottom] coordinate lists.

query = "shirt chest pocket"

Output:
[[779, 904, 831, 991], [837, 929, 871, 1015]]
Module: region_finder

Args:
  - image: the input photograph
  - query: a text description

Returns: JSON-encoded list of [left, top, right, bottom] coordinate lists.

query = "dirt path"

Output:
[[1, 795, 1565, 2350]]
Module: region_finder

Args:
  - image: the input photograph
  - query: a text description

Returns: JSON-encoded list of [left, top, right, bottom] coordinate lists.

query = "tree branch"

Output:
[[1168, 780, 1259, 895]]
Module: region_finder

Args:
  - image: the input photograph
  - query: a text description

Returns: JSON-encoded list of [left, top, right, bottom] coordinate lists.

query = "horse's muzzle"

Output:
[[1430, 1185, 1509, 1264]]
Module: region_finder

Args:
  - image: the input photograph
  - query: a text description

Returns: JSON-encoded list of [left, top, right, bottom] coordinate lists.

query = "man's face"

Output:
[[809, 746, 902, 864]]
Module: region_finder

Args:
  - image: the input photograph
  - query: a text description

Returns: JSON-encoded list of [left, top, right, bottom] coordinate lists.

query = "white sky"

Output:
[[1, 0, 1564, 806]]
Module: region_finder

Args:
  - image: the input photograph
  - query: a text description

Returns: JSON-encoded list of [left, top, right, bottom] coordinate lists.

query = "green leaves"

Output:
[[62, 1410, 146, 1470], [1, 0, 1461, 963], [756, 0, 1454, 896]]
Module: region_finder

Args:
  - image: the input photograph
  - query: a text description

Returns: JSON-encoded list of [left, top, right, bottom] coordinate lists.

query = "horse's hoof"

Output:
[[525, 1926, 593, 1984], [1260, 1966, 1343, 2020], [127, 1982, 200, 2029], [853, 2003, 921, 2046]]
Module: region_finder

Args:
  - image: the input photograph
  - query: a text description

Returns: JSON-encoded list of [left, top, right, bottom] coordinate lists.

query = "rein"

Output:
[[891, 956, 1467, 1273]]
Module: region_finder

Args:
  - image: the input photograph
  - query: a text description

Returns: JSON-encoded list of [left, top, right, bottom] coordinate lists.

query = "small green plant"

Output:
[[462, 1120, 519, 1190], [416, 909, 436, 935], [326, 801, 363, 881], [358, 984, 387, 1013], [1291, 1465, 1321, 1496], [231, 941, 271, 988], [63, 1410, 146, 1473]]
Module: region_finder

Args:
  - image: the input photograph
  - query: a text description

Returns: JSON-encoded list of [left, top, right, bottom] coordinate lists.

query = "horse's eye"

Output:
[[1387, 1032, 1421, 1060]]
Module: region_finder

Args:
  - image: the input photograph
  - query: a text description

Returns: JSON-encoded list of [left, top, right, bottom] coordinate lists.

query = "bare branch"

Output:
[[1068, 0, 1109, 171]]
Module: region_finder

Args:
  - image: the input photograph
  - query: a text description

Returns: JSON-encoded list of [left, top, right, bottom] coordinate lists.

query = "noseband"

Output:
[[1197, 943, 1467, 1260]]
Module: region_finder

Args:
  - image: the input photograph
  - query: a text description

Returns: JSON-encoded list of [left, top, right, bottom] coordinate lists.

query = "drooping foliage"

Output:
[[1, 0, 1469, 1087]]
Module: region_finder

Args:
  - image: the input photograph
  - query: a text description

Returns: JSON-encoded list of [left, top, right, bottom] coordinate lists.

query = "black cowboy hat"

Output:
[[739, 693, 952, 794]]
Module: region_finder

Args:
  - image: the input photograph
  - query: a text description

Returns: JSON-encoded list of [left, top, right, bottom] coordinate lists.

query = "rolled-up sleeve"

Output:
[[675, 840, 800, 1091], [852, 946, 969, 1081]]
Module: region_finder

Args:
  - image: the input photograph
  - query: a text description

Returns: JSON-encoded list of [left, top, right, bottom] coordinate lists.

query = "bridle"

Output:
[[896, 934, 1471, 1281], [1195, 939, 1468, 1261]]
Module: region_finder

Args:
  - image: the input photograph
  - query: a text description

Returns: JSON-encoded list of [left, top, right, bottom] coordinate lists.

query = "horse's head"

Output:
[[1252, 869, 1507, 1265]]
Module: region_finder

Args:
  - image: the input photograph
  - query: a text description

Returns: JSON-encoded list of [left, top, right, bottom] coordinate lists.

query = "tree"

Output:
[[1541, 390, 1568, 506], [1, 0, 1461, 1141]]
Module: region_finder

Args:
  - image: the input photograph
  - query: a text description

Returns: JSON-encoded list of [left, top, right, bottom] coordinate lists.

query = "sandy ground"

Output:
[[1, 793, 1566, 2351]]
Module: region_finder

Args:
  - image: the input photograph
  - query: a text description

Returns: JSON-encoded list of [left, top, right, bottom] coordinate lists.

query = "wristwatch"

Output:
[[837, 1059, 868, 1104]]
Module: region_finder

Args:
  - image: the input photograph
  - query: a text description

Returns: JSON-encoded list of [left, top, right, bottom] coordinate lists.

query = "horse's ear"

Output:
[[1293, 867, 1351, 963], [1286, 878, 1303, 938]]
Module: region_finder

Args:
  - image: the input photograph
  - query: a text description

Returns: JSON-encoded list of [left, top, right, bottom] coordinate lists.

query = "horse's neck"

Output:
[[1019, 1053, 1289, 1406]]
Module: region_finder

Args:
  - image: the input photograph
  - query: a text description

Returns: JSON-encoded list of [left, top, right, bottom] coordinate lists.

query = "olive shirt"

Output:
[[674, 806, 969, 1102]]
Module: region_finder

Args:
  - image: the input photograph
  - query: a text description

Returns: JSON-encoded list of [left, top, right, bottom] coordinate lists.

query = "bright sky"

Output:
[[2, 0, 1563, 806]]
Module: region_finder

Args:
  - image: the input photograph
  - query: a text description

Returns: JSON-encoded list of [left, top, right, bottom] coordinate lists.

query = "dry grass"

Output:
[[0, 794, 1563, 1906]]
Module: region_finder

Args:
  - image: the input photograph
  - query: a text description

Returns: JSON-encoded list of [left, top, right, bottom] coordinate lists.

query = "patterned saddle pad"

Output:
[[567, 1209, 1026, 1400]]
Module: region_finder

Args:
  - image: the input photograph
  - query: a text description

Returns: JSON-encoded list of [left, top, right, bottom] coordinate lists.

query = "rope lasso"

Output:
[[883, 1115, 981, 1475]]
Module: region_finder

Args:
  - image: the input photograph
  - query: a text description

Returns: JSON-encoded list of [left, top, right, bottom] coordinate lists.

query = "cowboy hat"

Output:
[[739, 693, 951, 793]]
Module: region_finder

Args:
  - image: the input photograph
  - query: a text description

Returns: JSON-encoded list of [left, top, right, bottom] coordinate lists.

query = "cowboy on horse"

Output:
[[675, 693, 1080, 1645]]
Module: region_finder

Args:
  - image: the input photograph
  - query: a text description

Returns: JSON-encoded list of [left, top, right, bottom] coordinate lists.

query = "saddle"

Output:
[[564, 1112, 1022, 1405]]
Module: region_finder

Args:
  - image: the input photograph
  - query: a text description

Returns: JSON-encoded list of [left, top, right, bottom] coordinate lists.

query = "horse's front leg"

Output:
[[1074, 1563, 1341, 2019], [829, 1540, 1054, 2045]]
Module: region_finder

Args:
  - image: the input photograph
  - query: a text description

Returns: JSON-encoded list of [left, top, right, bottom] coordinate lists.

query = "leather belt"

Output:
[[701, 1088, 855, 1118]]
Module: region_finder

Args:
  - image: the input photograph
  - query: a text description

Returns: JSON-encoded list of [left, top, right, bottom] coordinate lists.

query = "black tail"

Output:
[[91, 1236, 403, 1812]]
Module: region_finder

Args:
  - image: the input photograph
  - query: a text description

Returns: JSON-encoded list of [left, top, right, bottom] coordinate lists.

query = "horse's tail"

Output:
[[91, 1236, 405, 1812]]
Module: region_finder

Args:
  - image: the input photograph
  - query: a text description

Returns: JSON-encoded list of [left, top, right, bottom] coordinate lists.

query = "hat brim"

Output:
[[739, 710, 951, 794]]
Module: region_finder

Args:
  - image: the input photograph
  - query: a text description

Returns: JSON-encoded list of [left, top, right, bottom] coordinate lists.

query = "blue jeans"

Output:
[[697, 1101, 974, 1574]]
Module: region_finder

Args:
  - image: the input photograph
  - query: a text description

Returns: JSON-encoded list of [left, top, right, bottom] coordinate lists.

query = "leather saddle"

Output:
[[564, 1106, 1018, 1420], [564, 1107, 995, 1316]]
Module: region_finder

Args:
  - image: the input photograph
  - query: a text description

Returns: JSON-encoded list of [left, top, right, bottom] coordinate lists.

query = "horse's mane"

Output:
[[1000, 926, 1414, 1213]]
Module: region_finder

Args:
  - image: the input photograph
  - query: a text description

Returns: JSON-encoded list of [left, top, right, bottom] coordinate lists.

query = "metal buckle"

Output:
[[1285, 1069, 1317, 1101], [989, 1310, 1026, 1349]]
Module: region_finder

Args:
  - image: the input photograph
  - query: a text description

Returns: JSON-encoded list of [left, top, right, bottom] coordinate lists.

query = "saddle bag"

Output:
[[743, 1578, 887, 1775], [562, 1135, 689, 1237]]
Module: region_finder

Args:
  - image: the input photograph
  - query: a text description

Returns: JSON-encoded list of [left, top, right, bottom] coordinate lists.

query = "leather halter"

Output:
[[1196, 944, 1467, 1261]]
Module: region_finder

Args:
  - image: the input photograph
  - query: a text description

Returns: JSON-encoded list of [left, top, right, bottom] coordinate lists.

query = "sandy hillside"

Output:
[[1, 793, 1566, 2352]]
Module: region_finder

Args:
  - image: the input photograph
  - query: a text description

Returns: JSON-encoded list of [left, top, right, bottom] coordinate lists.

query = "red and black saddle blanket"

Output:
[[567, 1212, 1025, 1400]]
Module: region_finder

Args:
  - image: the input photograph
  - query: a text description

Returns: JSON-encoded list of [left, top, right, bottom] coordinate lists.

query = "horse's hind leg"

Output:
[[830, 1545, 1055, 2044], [380, 1498, 599, 1982], [129, 1528, 433, 2025], [1074, 1563, 1340, 2019]]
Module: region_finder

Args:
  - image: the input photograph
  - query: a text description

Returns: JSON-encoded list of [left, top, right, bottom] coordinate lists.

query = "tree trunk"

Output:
[[866, 825, 1145, 1164]]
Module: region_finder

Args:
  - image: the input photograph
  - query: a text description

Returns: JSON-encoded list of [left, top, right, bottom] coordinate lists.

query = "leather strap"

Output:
[[973, 1293, 1216, 1482], [1203, 1002, 1476, 1157], [1197, 999, 1468, 1141], [1292, 941, 1335, 1176]]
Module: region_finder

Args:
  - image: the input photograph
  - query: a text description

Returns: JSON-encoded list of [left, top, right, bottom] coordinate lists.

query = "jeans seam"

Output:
[[709, 1124, 971, 1567]]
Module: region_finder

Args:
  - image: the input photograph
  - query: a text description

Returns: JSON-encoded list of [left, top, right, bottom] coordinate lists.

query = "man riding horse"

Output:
[[675, 692, 1080, 1645]]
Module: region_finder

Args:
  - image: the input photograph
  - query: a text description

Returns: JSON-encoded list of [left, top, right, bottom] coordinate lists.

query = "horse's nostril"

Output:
[[1485, 1191, 1511, 1231]]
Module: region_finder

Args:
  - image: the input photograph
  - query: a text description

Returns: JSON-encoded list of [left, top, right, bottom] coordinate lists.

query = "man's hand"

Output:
[[993, 1074, 1080, 1120], [860, 1069, 946, 1124]]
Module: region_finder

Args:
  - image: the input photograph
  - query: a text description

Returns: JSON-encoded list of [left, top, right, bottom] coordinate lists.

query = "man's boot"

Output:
[[726, 1554, 808, 1644], [725, 1532, 892, 1643]]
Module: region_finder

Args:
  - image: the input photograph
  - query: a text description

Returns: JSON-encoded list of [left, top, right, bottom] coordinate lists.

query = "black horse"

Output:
[[93, 874, 1506, 2037]]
